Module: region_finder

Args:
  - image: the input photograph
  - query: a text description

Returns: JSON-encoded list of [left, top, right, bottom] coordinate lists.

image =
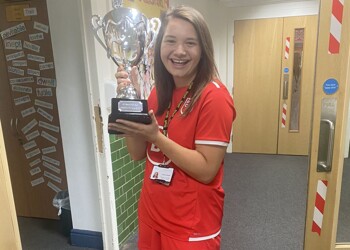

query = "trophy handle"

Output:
[[91, 15, 118, 65], [91, 15, 108, 50], [148, 17, 161, 49]]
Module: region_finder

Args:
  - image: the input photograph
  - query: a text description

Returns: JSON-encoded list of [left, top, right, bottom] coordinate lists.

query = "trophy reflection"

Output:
[[91, 2, 160, 134]]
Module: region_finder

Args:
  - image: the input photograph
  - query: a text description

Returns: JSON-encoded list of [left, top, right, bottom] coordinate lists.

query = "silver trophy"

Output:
[[91, 2, 160, 134]]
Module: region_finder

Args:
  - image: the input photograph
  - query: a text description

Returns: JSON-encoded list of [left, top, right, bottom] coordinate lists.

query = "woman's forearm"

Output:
[[153, 132, 226, 184], [125, 137, 147, 161]]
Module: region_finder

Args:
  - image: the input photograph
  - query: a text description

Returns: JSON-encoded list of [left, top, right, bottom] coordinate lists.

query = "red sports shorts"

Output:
[[138, 219, 221, 250]]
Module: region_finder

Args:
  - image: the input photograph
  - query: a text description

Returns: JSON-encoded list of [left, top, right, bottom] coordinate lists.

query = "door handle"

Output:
[[10, 118, 18, 136], [283, 74, 289, 100], [15, 118, 19, 135], [317, 119, 335, 172], [10, 118, 14, 134]]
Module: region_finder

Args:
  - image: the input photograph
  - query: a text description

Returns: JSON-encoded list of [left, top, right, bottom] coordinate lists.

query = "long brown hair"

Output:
[[153, 5, 219, 116]]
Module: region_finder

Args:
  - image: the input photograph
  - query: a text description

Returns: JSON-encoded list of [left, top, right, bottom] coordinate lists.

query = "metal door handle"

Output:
[[317, 119, 335, 172], [283, 74, 289, 100], [10, 118, 15, 135]]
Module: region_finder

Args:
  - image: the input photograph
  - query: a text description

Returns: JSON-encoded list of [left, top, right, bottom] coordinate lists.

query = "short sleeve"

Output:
[[195, 83, 236, 146]]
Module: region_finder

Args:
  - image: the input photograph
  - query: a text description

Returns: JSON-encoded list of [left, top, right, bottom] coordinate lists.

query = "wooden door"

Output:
[[233, 16, 317, 155], [232, 18, 283, 154], [277, 15, 318, 155], [0, 121, 22, 250], [0, 0, 68, 219], [304, 0, 350, 249]]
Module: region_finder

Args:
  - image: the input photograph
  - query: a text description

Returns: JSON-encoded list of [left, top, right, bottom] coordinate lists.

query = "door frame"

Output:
[[304, 0, 350, 249], [78, 0, 119, 249]]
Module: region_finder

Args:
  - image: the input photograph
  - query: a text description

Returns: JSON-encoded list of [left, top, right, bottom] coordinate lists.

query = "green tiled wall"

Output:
[[110, 135, 145, 246]]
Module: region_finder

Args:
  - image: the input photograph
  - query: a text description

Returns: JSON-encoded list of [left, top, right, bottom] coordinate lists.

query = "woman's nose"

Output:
[[174, 43, 186, 55]]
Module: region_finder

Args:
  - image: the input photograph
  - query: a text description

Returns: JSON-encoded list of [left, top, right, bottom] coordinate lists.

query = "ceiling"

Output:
[[216, 0, 316, 8]]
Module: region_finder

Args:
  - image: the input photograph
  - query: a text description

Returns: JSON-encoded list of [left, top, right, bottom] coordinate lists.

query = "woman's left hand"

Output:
[[108, 110, 161, 143]]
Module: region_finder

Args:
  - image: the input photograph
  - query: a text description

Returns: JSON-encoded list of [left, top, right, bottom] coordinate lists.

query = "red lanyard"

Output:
[[162, 83, 193, 136]]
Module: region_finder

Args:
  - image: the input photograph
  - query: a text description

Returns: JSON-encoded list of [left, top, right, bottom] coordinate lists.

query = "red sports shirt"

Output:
[[138, 80, 236, 241]]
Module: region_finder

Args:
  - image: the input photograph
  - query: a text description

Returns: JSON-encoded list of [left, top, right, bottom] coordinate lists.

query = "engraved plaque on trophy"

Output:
[[91, 1, 160, 134]]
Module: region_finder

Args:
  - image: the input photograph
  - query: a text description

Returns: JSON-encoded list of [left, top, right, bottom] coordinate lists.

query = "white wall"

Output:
[[47, 0, 102, 232]]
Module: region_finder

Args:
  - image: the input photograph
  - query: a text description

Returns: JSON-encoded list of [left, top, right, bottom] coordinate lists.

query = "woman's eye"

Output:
[[186, 40, 198, 46], [164, 39, 175, 44]]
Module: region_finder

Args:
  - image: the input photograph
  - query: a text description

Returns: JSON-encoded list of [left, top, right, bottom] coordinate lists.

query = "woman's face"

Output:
[[160, 17, 202, 88]]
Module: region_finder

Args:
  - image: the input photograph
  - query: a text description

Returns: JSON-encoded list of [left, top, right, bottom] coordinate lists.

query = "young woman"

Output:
[[109, 5, 236, 250]]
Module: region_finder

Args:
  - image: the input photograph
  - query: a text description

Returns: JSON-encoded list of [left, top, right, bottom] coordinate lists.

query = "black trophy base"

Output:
[[108, 98, 151, 134]]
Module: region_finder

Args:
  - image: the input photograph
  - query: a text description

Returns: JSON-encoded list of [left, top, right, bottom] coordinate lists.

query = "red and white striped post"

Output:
[[284, 37, 290, 59], [328, 0, 344, 54], [281, 103, 287, 128], [312, 180, 328, 235]]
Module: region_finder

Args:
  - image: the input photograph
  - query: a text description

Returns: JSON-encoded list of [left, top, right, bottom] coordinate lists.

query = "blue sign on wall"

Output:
[[283, 67, 289, 73], [323, 78, 339, 95]]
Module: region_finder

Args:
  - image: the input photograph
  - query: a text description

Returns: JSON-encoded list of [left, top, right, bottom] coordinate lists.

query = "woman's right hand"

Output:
[[115, 66, 140, 97]]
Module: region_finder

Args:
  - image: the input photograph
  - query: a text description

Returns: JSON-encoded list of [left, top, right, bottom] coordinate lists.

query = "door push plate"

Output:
[[317, 98, 337, 172]]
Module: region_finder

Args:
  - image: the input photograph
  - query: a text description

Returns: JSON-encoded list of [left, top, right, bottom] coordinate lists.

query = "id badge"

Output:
[[150, 165, 174, 186]]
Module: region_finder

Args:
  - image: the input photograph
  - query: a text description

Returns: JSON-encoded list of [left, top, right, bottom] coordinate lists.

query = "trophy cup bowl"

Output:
[[91, 7, 160, 134]]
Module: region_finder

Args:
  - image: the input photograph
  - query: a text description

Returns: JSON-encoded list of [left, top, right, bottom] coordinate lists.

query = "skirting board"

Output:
[[70, 229, 103, 249]]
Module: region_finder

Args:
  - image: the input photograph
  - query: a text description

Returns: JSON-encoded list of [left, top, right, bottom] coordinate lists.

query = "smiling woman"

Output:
[[110, 5, 236, 250]]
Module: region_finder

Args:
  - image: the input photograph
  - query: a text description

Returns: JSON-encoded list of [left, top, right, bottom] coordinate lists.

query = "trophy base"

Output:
[[108, 98, 151, 134]]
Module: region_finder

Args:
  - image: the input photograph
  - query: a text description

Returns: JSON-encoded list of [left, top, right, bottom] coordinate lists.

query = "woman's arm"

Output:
[[125, 137, 147, 161], [111, 111, 226, 184], [152, 131, 226, 184]]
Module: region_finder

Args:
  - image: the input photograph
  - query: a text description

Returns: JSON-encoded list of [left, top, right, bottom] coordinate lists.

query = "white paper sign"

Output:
[[29, 32, 44, 41], [12, 85, 32, 94], [47, 181, 61, 193], [23, 140, 37, 151], [24, 8, 37, 16], [21, 119, 38, 134], [31, 177, 44, 187], [21, 106, 36, 118], [41, 130, 58, 144], [8, 66, 24, 76], [29, 158, 41, 167], [43, 161, 60, 174], [23, 41, 40, 53], [6, 51, 25, 61], [27, 54, 45, 63], [42, 155, 60, 166], [37, 108, 53, 122], [14, 95, 31, 106], [39, 62, 54, 70], [30, 167, 41, 176], [25, 148, 41, 159], [44, 171, 61, 184], [12, 60, 27, 67], [10, 76, 34, 84], [35, 99, 53, 109], [42, 146, 56, 155], [4, 39, 22, 50], [37, 77, 56, 87], [0, 23, 26, 40], [27, 68, 40, 76], [26, 130, 40, 141], [39, 121, 59, 133], [33, 21, 49, 33], [36, 88, 52, 97]]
